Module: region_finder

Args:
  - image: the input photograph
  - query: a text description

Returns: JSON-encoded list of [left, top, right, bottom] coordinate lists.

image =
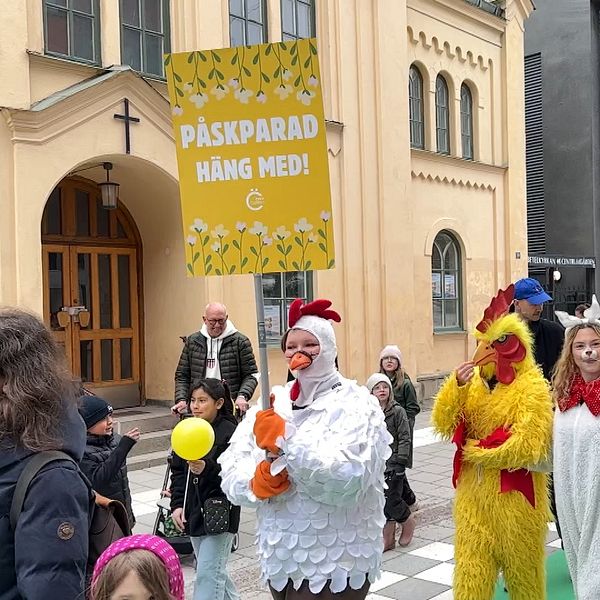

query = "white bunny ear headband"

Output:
[[555, 295, 600, 330]]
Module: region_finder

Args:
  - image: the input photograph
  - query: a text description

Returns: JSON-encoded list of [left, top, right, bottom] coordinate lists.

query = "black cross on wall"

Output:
[[114, 98, 140, 154]]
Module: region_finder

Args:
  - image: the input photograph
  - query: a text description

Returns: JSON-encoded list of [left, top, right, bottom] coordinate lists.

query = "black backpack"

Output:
[[9, 450, 131, 567]]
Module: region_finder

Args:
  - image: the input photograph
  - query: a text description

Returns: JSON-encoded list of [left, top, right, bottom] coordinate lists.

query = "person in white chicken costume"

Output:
[[218, 298, 392, 599]]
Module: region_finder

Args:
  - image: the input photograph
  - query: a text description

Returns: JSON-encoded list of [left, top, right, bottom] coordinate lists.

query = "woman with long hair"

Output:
[[553, 299, 600, 599], [170, 378, 240, 600], [0, 308, 91, 599]]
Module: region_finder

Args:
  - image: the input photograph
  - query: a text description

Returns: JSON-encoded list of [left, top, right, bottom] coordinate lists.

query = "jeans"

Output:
[[191, 533, 240, 600]]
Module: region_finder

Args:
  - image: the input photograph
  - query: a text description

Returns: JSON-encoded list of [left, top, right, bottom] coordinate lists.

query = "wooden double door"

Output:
[[42, 178, 143, 406]]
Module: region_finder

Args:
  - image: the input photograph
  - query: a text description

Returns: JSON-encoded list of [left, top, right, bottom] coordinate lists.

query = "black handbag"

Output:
[[203, 497, 230, 535]]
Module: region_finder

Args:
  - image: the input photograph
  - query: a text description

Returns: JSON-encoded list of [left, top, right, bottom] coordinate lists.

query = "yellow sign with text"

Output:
[[165, 39, 334, 276]]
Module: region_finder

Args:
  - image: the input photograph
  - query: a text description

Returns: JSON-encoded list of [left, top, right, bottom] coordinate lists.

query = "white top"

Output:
[[217, 377, 392, 594]]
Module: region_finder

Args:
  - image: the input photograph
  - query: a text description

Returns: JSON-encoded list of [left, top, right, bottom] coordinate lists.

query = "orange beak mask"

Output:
[[289, 351, 313, 372]]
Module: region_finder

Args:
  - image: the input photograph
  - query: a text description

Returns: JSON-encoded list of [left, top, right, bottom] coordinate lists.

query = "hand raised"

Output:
[[124, 427, 141, 442], [456, 362, 475, 387]]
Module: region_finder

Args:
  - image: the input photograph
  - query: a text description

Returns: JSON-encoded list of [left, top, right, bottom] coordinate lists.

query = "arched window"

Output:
[[461, 84, 474, 160], [435, 75, 450, 154], [432, 231, 462, 330], [409, 65, 425, 149]]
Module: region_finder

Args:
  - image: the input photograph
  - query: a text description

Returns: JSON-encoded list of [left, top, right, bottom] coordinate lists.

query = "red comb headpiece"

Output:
[[288, 298, 341, 328], [475, 284, 515, 333]]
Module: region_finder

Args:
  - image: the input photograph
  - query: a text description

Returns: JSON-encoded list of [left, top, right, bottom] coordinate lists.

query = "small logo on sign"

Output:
[[245, 189, 264, 211]]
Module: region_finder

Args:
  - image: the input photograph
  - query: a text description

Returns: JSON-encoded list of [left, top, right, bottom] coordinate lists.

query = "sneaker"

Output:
[[398, 514, 416, 547], [231, 533, 239, 553]]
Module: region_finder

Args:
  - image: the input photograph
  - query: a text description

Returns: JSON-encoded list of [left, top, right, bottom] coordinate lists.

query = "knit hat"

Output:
[[78, 395, 113, 429], [366, 373, 393, 394], [379, 344, 403, 365], [91, 534, 184, 600]]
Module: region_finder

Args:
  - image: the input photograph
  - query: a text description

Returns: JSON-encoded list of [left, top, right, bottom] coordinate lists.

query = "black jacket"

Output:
[[175, 329, 258, 403], [0, 401, 91, 600], [170, 416, 240, 536], [384, 402, 411, 474], [529, 318, 565, 381], [80, 433, 136, 527]]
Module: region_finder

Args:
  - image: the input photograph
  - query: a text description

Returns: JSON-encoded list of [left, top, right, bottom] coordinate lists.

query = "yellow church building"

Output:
[[0, 0, 533, 407]]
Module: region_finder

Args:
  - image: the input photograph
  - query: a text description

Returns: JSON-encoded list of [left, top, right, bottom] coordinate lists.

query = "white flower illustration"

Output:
[[210, 85, 229, 100], [274, 226, 291, 240], [263, 236, 273, 246], [211, 242, 220, 252], [274, 84, 293, 100], [294, 218, 313, 233], [234, 88, 253, 104], [320, 211, 331, 222], [256, 91, 268, 104], [307, 75, 319, 88], [228, 77, 240, 89], [172, 106, 184, 116], [186, 235, 197, 245], [249, 221, 268, 236], [236, 221, 247, 233], [297, 89, 315, 106], [184, 83, 193, 92], [282, 69, 293, 81], [189, 92, 209, 109], [211, 224, 230, 239], [190, 218, 208, 233]]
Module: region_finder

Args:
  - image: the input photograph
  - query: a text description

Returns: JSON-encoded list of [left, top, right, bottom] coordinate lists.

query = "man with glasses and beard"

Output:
[[173, 302, 258, 416]]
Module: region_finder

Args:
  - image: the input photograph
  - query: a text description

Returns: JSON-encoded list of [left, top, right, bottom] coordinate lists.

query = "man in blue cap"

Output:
[[514, 277, 564, 381]]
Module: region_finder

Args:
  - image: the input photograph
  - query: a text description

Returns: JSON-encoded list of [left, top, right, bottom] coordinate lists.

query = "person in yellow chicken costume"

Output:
[[432, 284, 553, 600]]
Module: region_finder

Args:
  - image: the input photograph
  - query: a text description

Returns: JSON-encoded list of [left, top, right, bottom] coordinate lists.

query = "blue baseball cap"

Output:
[[514, 278, 552, 304]]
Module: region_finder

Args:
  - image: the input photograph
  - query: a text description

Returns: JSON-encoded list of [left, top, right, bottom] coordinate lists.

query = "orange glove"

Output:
[[253, 407, 286, 454], [250, 460, 290, 500]]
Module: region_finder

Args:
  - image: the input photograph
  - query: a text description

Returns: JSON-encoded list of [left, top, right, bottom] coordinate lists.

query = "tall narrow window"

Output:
[[409, 65, 425, 149], [461, 84, 474, 160], [229, 0, 268, 47], [262, 271, 314, 345], [432, 231, 462, 331], [281, 0, 315, 40], [44, 0, 100, 64], [120, 0, 171, 78], [435, 75, 450, 154]]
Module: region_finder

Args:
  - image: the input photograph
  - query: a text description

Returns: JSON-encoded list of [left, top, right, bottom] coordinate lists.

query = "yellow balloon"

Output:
[[171, 418, 215, 460]]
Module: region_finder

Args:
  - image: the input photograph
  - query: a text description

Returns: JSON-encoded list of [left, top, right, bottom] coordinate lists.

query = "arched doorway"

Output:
[[41, 176, 144, 406]]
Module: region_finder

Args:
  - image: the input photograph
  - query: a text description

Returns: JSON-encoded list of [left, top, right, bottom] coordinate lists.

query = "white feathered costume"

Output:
[[554, 296, 600, 599], [218, 299, 392, 595]]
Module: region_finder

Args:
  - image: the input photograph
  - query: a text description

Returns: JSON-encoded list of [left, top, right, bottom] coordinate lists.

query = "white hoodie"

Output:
[[200, 319, 237, 380]]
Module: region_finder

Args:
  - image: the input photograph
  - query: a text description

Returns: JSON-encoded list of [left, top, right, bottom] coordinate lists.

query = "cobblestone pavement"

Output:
[[130, 410, 560, 599]]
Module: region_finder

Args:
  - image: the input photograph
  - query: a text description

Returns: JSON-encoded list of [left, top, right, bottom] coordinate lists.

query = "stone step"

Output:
[[129, 429, 172, 457], [113, 406, 176, 435], [127, 450, 169, 471]]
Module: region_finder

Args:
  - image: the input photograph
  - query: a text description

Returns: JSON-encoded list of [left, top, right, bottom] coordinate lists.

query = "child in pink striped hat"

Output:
[[90, 534, 184, 600]]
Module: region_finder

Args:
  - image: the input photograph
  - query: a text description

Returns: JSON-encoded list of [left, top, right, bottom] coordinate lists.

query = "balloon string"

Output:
[[182, 468, 191, 522]]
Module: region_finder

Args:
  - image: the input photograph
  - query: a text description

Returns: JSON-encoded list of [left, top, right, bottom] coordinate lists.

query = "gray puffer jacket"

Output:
[[175, 324, 258, 403]]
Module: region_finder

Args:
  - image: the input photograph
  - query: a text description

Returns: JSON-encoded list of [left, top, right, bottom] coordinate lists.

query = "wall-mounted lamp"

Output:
[[553, 269, 562, 282], [98, 162, 119, 210]]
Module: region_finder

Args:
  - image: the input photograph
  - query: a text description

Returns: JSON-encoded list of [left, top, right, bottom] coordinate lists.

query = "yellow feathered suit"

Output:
[[432, 286, 553, 600]]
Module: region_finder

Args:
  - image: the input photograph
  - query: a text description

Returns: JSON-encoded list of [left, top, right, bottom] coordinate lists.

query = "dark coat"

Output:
[[391, 374, 419, 468], [0, 401, 91, 600], [175, 329, 258, 404], [384, 402, 411, 474], [170, 416, 240, 537], [80, 433, 136, 527], [529, 318, 565, 381]]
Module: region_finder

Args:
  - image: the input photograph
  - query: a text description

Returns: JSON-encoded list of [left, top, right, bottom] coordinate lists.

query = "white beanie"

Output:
[[379, 344, 402, 365], [366, 372, 393, 394]]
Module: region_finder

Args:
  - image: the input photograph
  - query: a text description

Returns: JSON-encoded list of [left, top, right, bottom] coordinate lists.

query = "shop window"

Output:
[[262, 271, 314, 344]]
